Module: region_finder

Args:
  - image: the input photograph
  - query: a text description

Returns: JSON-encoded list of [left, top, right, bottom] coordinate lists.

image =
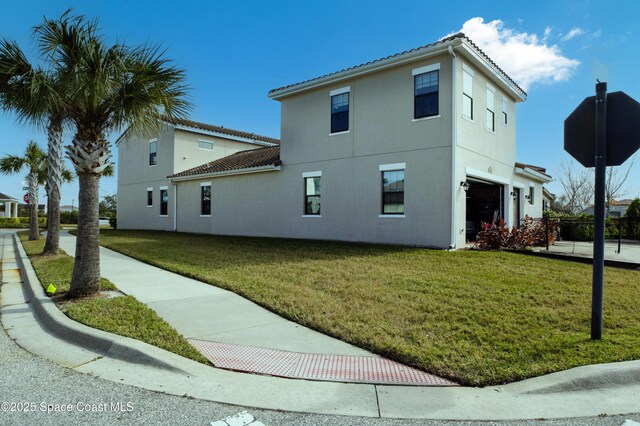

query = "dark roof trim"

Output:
[[115, 117, 280, 147]]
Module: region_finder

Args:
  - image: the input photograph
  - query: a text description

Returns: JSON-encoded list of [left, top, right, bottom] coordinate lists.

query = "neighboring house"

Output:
[[60, 204, 79, 212], [0, 193, 19, 218], [116, 117, 279, 231], [117, 33, 552, 248], [542, 187, 556, 212], [583, 199, 635, 218]]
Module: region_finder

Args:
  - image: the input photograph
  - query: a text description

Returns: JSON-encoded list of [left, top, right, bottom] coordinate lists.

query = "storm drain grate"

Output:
[[189, 339, 456, 386]]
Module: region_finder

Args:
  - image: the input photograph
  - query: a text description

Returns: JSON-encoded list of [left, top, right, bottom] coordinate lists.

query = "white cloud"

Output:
[[452, 17, 580, 91], [562, 27, 584, 41], [543, 26, 552, 42]]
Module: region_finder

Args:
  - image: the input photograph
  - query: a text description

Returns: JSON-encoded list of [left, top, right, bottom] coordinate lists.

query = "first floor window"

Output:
[[382, 170, 405, 214], [414, 70, 439, 119], [304, 176, 321, 215], [529, 186, 535, 205], [160, 188, 168, 215], [201, 184, 211, 215], [147, 189, 153, 206]]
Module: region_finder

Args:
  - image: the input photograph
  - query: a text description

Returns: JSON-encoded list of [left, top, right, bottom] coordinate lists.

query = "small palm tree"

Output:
[[40, 14, 190, 297], [0, 141, 47, 240], [0, 141, 74, 240]]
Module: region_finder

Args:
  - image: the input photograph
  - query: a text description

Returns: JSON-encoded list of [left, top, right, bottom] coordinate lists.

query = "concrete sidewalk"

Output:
[[532, 240, 640, 269], [57, 231, 373, 356], [3, 229, 640, 420]]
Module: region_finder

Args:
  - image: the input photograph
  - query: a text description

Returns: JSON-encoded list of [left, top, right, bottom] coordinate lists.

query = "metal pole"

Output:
[[592, 82, 607, 340], [617, 217, 622, 254]]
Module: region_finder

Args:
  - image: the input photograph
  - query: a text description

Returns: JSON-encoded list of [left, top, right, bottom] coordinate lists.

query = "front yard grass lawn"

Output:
[[18, 232, 207, 365], [98, 230, 640, 386]]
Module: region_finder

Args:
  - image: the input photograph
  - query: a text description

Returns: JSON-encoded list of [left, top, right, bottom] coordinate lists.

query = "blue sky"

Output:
[[0, 0, 638, 206]]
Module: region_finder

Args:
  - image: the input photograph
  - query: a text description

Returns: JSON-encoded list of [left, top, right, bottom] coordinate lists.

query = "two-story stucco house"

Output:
[[117, 33, 552, 249]]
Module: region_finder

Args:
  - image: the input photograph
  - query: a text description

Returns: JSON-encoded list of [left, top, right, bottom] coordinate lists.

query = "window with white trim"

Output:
[[330, 87, 350, 134], [198, 140, 214, 150], [502, 97, 508, 126], [201, 183, 211, 215], [529, 186, 535, 205], [146, 188, 153, 206], [413, 64, 439, 119], [462, 66, 473, 119], [380, 165, 405, 215], [486, 86, 495, 132], [159, 188, 168, 216], [149, 139, 157, 166], [303, 172, 321, 215]]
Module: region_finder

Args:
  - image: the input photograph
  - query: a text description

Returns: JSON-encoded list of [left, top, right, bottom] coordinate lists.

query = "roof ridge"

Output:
[[268, 33, 525, 98], [164, 116, 280, 145]]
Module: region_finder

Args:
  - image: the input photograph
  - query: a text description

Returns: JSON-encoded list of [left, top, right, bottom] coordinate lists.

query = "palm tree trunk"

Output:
[[43, 119, 63, 255], [27, 172, 39, 241], [69, 172, 100, 297]]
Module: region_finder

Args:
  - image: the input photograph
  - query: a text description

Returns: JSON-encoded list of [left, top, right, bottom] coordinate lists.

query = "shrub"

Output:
[[624, 198, 640, 240], [474, 216, 555, 251], [60, 210, 78, 224], [109, 217, 117, 229], [0, 217, 46, 228]]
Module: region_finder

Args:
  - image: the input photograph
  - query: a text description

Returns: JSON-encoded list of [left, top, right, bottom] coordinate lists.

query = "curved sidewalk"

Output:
[[56, 231, 453, 386], [3, 229, 640, 420]]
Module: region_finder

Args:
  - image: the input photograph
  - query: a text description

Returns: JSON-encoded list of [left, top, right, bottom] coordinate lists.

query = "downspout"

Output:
[[448, 45, 457, 249], [172, 182, 177, 232]]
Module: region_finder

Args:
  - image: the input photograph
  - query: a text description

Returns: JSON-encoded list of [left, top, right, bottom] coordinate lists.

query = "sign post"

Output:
[[591, 82, 607, 340], [565, 83, 640, 340]]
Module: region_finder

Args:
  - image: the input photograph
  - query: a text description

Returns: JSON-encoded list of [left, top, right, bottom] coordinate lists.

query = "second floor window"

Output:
[[149, 140, 157, 166], [414, 70, 439, 119], [486, 87, 495, 132], [502, 98, 508, 126], [160, 188, 168, 216], [331, 92, 349, 133], [304, 176, 321, 215], [463, 67, 473, 119], [201, 184, 211, 215]]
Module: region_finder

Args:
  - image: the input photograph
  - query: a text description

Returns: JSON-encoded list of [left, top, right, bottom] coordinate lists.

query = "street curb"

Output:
[[521, 249, 640, 270], [11, 233, 188, 373]]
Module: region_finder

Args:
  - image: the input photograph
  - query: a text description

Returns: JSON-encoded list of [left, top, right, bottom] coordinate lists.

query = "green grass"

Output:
[[17, 232, 207, 365], [97, 229, 640, 386]]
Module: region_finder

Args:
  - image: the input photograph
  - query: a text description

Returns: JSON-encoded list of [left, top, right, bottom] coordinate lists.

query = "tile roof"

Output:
[[169, 146, 281, 179], [166, 117, 280, 145], [268, 33, 526, 99], [515, 162, 547, 174]]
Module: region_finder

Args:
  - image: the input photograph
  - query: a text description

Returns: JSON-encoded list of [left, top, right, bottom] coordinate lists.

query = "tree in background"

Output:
[[0, 141, 46, 240], [624, 198, 640, 240], [555, 159, 594, 214], [99, 194, 117, 218]]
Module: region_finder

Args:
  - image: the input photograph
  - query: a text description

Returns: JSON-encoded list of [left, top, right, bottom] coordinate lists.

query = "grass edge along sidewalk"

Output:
[[16, 231, 208, 365], [96, 229, 640, 387]]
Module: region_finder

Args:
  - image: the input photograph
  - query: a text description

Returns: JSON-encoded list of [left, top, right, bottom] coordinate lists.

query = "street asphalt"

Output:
[[2, 229, 640, 423]]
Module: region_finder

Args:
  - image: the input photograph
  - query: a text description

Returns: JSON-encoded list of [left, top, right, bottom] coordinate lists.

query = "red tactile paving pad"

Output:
[[189, 339, 457, 386]]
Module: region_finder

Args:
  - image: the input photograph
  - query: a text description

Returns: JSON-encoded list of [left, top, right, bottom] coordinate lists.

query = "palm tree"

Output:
[[0, 11, 93, 255], [41, 14, 190, 298], [0, 141, 47, 240]]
